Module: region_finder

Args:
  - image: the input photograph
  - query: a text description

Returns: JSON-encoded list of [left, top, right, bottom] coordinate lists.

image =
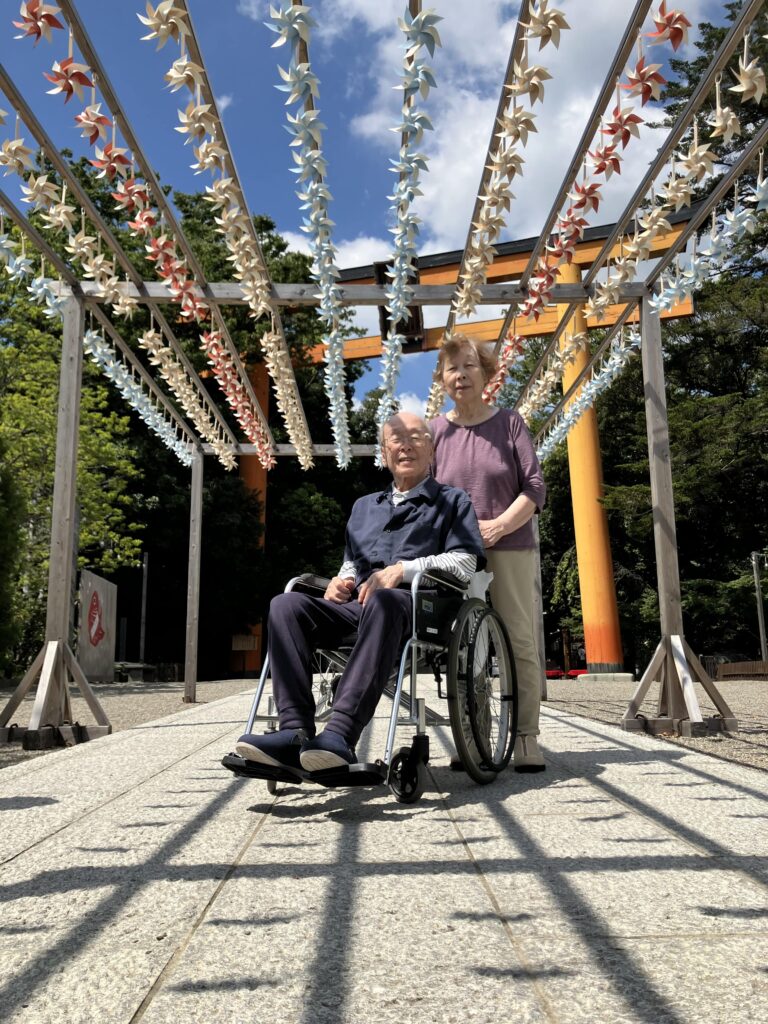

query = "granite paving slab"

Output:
[[2, 685, 768, 1023]]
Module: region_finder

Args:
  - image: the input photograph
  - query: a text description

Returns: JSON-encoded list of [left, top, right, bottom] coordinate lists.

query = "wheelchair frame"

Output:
[[223, 568, 518, 803]]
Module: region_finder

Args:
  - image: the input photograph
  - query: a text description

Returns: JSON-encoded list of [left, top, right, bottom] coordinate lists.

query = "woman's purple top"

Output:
[[431, 408, 546, 551]]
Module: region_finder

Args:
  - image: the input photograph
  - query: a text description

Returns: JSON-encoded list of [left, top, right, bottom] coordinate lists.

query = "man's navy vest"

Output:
[[344, 476, 485, 585]]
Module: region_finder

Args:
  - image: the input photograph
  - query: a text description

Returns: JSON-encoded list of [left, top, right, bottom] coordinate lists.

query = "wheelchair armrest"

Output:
[[411, 568, 469, 594], [286, 573, 332, 594]]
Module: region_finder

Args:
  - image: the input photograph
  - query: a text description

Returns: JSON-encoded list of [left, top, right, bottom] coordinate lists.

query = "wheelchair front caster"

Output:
[[266, 779, 278, 795], [388, 747, 426, 804]]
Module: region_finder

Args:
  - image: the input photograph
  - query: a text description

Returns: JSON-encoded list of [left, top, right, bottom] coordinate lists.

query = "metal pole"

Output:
[[752, 552, 768, 661], [139, 552, 149, 664], [184, 453, 204, 702]]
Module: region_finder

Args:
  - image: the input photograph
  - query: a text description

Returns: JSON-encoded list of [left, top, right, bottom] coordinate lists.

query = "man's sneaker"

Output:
[[234, 729, 309, 772], [300, 730, 357, 772], [513, 734, 546, 773]]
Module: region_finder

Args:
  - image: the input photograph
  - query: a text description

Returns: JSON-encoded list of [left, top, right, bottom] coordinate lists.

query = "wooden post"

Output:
[[622, 297, 737, 735], [184, 452, 204, 702], [0, 295, 111, 747]]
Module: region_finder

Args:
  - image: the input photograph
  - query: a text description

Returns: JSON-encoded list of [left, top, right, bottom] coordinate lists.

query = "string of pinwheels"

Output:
[[267, 0, 352, 467], [143, 0, 311, 468], [518, 4, 767, 426], [6, 5, 245, 469], [374, 6, 443, 450]]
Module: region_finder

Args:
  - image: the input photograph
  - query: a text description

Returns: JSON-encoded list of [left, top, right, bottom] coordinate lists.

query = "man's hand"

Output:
[[324, 576, 356, 604], [357, 563, 404, 605], [478, 518, 507, 549]]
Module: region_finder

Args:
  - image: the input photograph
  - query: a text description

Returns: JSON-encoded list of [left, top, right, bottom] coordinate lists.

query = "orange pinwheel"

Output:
[[13, 1, 63, 45], [74, 103, 111, 145], [89, 141, 131, 181], [646, 3, 691, 51]]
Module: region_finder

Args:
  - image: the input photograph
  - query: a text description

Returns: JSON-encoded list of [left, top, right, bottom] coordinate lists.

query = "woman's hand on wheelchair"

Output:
[[324, 576, 356, 603], [358, 563, 404, 605]]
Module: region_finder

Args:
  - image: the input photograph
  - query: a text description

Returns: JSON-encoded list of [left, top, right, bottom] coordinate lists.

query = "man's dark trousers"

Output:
[[267, 588, 412, 746]]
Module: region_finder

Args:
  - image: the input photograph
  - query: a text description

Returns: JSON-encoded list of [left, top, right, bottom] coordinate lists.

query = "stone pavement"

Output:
[[2, 684, 768, 1024]]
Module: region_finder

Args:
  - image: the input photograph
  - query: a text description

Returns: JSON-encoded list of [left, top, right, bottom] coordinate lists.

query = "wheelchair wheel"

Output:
[[388, 747, 426, 804], [447, 600, 517, 784]]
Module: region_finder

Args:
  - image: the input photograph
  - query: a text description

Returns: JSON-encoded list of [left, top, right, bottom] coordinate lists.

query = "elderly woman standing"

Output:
[[431, 334, 547, 772]]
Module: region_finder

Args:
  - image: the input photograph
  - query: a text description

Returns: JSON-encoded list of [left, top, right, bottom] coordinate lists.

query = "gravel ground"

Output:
[[545, 675, 768, 773], [1, 673, 767, 775], [0, 677, 253, 771]]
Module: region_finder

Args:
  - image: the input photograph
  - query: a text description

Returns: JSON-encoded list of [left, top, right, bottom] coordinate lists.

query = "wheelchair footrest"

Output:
[[309, 762, 388, 788], [221, 753, 306, 784], [222, 753, 387, 788]]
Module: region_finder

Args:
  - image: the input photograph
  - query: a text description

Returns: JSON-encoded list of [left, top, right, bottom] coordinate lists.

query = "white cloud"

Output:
[[236, 0, 267, 21], [215, 93, 234, 113], [396, 391, 427, 417]]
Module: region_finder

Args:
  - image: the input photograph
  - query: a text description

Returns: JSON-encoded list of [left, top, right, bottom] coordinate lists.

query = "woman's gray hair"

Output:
[[436, 333, 497, 383]]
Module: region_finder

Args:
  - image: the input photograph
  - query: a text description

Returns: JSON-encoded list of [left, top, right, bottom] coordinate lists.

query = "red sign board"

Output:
[[88, 591, 105, 647]]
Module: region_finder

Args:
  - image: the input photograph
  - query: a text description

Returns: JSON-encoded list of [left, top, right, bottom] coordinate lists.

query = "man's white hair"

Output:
[[377, 412, 433, 447]]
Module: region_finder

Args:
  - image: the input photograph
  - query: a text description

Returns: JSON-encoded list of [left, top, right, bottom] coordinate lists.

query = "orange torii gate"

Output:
[[236, 218, 693, 676]]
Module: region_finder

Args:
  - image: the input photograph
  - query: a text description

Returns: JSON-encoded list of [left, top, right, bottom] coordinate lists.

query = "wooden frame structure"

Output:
[[1, 0, 765, 746]]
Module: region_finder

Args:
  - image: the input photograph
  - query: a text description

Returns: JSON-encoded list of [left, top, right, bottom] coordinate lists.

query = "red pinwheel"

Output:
[[547, 235, 576, 263], [622, 56, 667, 105], [74, 104, 111, 145], [13, 2, 63, 44], [568, 181, 603, 214], [127, 209, 158, 236], [113, 178, 151, 213], [89, 141, 131, 180], [145, 235, 176, 264], [588, 142, 622, 178], [557, 209, 589, 243], [646, 3, 691, 51], [44, 56, 93, 103], [602, 103, 643, 149]]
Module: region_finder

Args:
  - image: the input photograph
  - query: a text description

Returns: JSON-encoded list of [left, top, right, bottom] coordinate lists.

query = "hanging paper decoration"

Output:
[[377, 6, 443, 445], [44, 55, 93, 104], [13, 1, 64, 45], [482, 333, 526, 402], [646, 3, 691, 51], [269, 0, 351, 468], [137, 1, 189, 50], [710, 75, 741, 145], [523, 0, 569, 49], [83, 328, 195, 467]]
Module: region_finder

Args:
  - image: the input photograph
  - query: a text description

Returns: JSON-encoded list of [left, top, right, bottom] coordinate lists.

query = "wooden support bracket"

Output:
[[0, 640, 112, 749], [622, 634, 738, 736]]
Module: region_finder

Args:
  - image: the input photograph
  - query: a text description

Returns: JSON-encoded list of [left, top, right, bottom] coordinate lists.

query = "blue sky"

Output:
[[2, 0, 725, 411]]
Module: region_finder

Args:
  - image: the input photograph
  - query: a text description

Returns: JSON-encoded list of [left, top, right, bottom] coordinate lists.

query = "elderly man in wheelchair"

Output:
[[223, 411, 518, 804]]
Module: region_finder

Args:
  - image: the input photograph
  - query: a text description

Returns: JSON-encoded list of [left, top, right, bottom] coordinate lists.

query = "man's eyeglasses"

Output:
[[384, 432, 431, 449]]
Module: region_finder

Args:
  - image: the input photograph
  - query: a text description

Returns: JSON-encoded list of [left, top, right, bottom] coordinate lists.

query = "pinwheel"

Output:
[[44, 56, 93, 103], [589, 141, 622, 179], [681, 254, 711, 290], [730, 55, 766, 105], [27, 274, 56, 306], [646, 2, 691, 51], [13, 1, 63, 44], [191, 139, 228, 174], [20, 173, 59, 210], [65, 227, 97, 262], [164, 56, 205, 93], [112, 290, 138, 319], [659, 172, 693, 212], [5, 253, 34, 281], [127, 208, 158, 236], [568, 180, 603, 214], [137, 2, 188, 50], [203, 176, 236, 210], [145, 234, 176, 264], [111, 177, 151, 213], [0, 108, 8, 127], [74, 103, 111, 145], [680, 141, 715, 182], [276, 61, 319, 105], [81, 251, 114, 280], [0, 234, 17, 263], [622, 56, 667, 105], [266, 3, 316, 48], [523, 1, 569, 50], [509, 58, 552, 105], [637, 206, 671, 234], [89, 142, 132, 180], [602, 103, 643, 148], [699, 224, 729, 262], [710, 103, 741, 145], [398, 7, 443, 58], [176, 100, 218, 144], [497, 105, 538, 147], [610, 255, 637, 282], [556, 209, 589, 243], [722, 202, 757, 240], [747, 174, 768, 212], [39, 196, 75, 233], [0, 137, 35, 176], [400, 55, 438, 101]]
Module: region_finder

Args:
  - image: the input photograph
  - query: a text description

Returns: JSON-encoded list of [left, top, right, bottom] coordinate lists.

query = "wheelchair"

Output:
[[222, 568, 518, 804]]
